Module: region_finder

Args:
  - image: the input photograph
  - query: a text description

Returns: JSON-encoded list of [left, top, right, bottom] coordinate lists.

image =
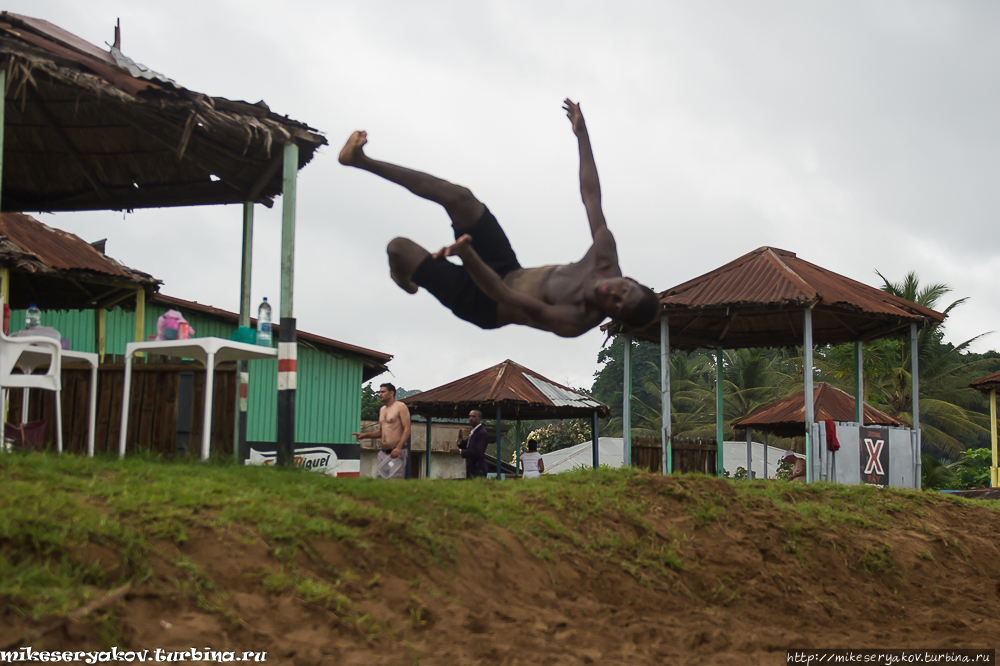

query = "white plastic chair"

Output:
[[0, 298, 64, 453]]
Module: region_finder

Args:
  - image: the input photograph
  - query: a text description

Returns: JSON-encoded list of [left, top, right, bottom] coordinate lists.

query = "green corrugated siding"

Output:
[[13, 303, 365, 444], [9, 308, 96, 352], [246, 346, 363, 444], [104, 307, 236, 355]]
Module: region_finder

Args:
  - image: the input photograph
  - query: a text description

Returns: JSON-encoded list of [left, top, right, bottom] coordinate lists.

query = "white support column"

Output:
[[201, 352, 217, 461], [118, 352, 134, 458], [855, 341, 864, 424], [623, 334, 632, 467], [911, 323, 921, 489], [803, 308, 815, 482], [660, 316, 670, 475]]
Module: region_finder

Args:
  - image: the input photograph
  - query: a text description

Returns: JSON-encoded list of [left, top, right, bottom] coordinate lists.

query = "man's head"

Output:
[[378, 383, 397, 403], [468, 409, 482, 427], [781, 450, 798, 463], [594, 277, 659, 329], [527, 438, 539, 453]]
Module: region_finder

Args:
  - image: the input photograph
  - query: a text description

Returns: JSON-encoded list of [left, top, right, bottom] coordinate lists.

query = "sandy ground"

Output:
[[3, 477, 1000, 665]]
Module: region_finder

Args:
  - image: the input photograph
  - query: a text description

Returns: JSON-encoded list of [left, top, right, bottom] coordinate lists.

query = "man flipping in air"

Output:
[[339, 99, 659, 337]]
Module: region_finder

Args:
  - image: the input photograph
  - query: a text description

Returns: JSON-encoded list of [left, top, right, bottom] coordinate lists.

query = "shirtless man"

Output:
[[338, 99, 659, 337], [352, 383, 411, 478]]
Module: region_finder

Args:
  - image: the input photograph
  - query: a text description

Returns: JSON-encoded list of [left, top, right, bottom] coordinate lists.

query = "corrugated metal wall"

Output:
[[9, 308, 96, 352], [11, 304, 364, 445]]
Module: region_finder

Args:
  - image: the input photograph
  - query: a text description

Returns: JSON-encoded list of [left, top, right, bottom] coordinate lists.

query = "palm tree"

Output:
[[862, 271, 994, 457]]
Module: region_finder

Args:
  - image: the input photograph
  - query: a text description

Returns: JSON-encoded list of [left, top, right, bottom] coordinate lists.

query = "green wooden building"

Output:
[[9, 294, 391, 450]]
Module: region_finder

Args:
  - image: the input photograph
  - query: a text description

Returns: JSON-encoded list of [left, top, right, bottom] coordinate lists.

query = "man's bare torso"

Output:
[[497, 229, 621, 335], [379, 402, 409, 449]]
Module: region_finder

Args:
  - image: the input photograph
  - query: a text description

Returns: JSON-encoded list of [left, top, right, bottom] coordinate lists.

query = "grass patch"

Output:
[[0, 453, 985, 627]]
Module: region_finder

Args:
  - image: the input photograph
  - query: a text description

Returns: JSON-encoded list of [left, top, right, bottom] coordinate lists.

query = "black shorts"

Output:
[[411, 206, 521, 329]]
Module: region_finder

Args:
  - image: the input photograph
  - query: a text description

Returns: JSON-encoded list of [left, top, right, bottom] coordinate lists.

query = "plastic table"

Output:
[[14, 347, 98, 456], [118, 338, 276, 460]]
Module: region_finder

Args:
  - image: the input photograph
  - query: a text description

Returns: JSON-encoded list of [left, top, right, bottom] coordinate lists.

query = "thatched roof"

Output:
[[401, 359, 609, 420], [731, 382, 906, 438], [0, 13, 327, 212], [613, 246, 945, 350], [0, 211, 159, 309]]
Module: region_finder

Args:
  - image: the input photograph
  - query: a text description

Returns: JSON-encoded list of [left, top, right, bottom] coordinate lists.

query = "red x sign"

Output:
[[863, 438, 885, 475]]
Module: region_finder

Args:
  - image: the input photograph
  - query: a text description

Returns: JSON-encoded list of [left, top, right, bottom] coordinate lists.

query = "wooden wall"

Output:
[[632, 436, 718, 475], [6, 361, 236, 456]]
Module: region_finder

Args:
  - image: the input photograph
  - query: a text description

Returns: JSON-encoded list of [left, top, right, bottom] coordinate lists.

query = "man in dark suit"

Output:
[[451, 409, 489, 478]]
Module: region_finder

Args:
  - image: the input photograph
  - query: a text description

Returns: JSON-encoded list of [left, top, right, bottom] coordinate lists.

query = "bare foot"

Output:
[[339, 131, 368, 166], [390, 269, 418, 295]]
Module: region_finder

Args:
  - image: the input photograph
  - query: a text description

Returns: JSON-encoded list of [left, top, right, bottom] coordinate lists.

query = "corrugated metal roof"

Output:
[[401, 359, 609, 420], [732, 382, 906, 438], [523, 374, 603, 410], [620, 246, 946, 350], [0, 211, 160, 310], [1, 212, 130, 277], [969, 370, 1000, 393]]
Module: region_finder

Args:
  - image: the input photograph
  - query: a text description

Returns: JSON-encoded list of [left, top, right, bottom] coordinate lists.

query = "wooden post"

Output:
[[96, 309, 106, 363], [991, 389, 997, 488], [425, 417, 432, 479], [134, 288, 145, 358]]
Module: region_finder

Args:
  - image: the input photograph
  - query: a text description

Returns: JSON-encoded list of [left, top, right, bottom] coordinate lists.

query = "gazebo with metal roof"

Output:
[[0, 13, 327, 463], [731, 382, 906, 477], [401, 359, 609, 478], [609, 246, 944, 486]]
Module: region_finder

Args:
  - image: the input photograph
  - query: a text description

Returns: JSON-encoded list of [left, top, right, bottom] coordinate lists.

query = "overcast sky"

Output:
[[7, 0, 1000, 392]]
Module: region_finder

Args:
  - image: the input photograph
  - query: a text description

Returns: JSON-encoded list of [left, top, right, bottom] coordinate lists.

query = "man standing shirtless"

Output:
[[352, 383, 411, 479], [339, 99, 659, 337]]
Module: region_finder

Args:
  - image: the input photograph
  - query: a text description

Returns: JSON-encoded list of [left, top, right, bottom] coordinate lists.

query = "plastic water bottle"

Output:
[[256, 298, 272, 346], [25, 303, 41, 330]]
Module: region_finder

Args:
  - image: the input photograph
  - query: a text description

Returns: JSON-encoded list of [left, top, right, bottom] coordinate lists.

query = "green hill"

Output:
[[2, 454, 999, 664]]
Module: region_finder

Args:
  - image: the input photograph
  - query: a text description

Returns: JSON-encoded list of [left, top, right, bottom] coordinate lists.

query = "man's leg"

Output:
[[340, 131, 485, 230]]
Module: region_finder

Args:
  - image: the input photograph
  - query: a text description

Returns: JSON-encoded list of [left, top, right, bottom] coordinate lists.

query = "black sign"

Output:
[[860, 426, 889, 486]]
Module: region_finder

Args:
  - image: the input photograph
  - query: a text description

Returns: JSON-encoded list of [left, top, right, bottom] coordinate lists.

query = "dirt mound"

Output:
[[3, 471, 1000, 665]]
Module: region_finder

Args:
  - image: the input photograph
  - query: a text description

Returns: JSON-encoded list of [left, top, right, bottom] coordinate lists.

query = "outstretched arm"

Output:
[[564, 99, 607, 239]]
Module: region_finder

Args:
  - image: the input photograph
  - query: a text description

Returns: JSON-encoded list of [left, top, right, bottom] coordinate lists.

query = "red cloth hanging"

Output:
[[824, 419, 841, 452]]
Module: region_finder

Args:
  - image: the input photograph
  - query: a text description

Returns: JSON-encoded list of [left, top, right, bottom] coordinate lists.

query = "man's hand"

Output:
[[432, 235, 473, 261], [444, 234, 473, 260], [352, 432, 364, 442], [450, 447, 461, 456], [564, 98, 586, 135], [390, 448, 401, 459]]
